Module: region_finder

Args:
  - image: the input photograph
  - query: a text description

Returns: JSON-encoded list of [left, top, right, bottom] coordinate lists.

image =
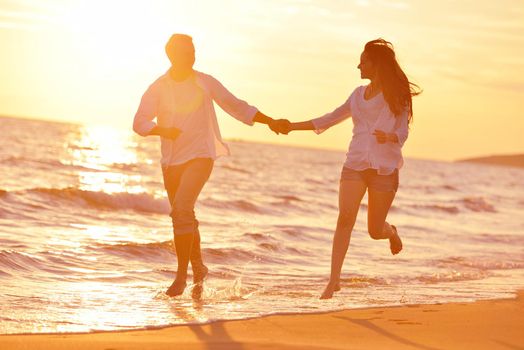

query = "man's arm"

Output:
[[133, 84, 159, 137], [253, 111, 273, 125], [206, 75, 284, 134], [133, 82, 181, 140], [254, 111, 284, 135]]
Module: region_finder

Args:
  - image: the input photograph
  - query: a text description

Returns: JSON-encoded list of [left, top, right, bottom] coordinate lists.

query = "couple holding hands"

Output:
[[133, 34, 420, 299]]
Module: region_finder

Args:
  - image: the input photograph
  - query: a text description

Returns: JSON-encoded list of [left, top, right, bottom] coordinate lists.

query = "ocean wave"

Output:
[[89, 240, 174, 260], [87, 240, 287, 265], [243, 232, 270, 241], [411, 204, 460, 214], [242, 232, 308, 254], [201, 197, 265, 214], [461, 197, 497, 213], [0, 249, 95, 277], [415, 270, 491, 284], [107, 163, 142, 172], [273, 195, 303, 202], [204, 247, 258, 261], [82, 275, 138, 283], [305, 177, 328, 186], [406, 184, 459, 194], [6, 187, 279, 217], [436, 256, 524, 270], [9, 187, 170, 214], [406, 198, 496, 214], [2, 155, 52, 166], [217, 164, 252, 174], [273, 224, 332, 238], [339, 275, 390, 288], [2, 155, 96, 172], [204, 246, 288, 264], [258, 242, 280, 251], [473, 233, 524, 244], [67, 143, 95, 151], [0, 250, 45, 272]]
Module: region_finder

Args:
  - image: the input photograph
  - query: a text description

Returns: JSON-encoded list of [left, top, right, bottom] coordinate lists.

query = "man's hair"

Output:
[[165, 34, 194, 58]]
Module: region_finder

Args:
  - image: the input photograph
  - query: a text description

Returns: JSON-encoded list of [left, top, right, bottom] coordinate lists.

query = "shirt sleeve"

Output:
[[394, 107, 409, 147], [310, 89, 355, 134], [133, 83, 158, 136], [206, 75, 258, 126]]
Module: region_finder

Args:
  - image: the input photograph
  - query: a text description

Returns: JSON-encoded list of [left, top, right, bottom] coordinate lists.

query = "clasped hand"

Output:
[[268, 119, 291, 135]]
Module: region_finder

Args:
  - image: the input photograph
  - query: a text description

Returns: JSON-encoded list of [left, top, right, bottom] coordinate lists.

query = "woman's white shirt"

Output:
[[311, 85, 409, 175]]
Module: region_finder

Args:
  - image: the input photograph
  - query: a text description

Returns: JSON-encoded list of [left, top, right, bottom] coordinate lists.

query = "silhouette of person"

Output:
[[133, 34, 282, 297], [270, 39, 421, 299]]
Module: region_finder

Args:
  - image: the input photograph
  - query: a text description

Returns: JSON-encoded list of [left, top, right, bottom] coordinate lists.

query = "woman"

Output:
[[273, 39, 421, 299], [133, 34, 280, 297]]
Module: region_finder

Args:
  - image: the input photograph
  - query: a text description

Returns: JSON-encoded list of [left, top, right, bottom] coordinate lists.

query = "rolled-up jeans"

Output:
[[162, 158, 214, 236]]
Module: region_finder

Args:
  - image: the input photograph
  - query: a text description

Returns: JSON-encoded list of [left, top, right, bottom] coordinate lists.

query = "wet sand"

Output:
[[1, 290, 523, 350]]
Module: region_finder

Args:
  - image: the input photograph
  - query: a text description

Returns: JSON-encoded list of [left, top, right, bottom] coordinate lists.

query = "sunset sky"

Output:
[[1, 0, 523, 161]]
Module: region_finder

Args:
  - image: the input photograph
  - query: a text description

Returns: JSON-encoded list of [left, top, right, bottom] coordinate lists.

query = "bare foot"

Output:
[[389, 225, 403, 255], [191, 284, 203, 300], [193, 264, 209, 284], [166, 278, 187, 297], [320, 280, 340, 299]]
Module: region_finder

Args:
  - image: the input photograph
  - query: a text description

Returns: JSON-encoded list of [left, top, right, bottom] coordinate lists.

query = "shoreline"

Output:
[[1, 291, 523, 350]]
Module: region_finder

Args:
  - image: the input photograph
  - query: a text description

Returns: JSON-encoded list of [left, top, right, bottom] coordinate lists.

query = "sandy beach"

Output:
[[1, 290, 522, 350]]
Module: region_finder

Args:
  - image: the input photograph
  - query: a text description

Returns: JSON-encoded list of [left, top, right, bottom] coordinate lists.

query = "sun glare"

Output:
[[50, 1, 209, 74], [66, 125, 147, 194]]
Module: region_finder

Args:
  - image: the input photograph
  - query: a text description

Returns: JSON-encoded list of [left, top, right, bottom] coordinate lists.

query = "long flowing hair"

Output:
[[364, 39, 421, 123]]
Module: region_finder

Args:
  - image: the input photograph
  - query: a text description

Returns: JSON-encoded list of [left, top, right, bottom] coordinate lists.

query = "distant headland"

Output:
[[457, 154, 524, 168]]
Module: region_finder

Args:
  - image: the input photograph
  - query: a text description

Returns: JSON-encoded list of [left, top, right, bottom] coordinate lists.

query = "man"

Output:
[[133, 34, 282, 297]]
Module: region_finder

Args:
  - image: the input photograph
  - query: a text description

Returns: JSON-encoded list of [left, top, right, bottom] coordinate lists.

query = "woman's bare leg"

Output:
[[321, 180, 367, 299], [367, 190, 402, 254]]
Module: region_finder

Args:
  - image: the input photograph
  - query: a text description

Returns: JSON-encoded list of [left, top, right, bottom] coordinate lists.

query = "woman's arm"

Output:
[[373, 108, 409, 145], [308, 92, 355, 134], [290, 121, 315, 131], [394, 109, 409, 146], [276, 100, 351, 134], [372, 129, 399, 144]]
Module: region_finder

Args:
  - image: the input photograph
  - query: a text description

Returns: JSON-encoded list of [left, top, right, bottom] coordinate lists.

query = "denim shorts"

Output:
[[340, 167, 399, 192]]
